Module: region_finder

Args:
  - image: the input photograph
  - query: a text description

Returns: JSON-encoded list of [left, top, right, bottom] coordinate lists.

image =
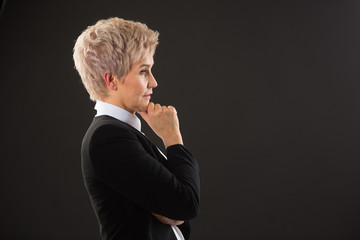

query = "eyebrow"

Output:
[[139, 63, 154, 68]]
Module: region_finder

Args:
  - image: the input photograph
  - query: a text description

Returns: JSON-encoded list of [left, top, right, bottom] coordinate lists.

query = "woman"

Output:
[[73, 17, 200, 240]]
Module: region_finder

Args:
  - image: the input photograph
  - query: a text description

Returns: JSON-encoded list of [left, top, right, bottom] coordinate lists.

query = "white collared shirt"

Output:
[[94, 100, 185, 240], [94, 100, 141, 131]]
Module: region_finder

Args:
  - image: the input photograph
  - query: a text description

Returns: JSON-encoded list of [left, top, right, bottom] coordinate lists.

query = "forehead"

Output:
[[137, 52, 154, 66]]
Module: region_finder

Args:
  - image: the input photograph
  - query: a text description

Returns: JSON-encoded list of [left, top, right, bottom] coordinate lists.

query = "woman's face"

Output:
[[116, 52, 157, 114]]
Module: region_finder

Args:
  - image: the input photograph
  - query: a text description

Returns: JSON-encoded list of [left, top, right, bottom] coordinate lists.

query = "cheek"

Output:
[[137, 82, 148, 94]]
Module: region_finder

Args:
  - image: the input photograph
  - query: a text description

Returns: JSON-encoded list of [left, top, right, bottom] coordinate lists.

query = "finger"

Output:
[[147, 102, 155, 114], [174, 220, 184, 226], [152, 213, 180, 225], [155, 103, 161, 110], [152, 214, 169, 224], [161, 106, 167, 111], [168, 105, 177, 113]]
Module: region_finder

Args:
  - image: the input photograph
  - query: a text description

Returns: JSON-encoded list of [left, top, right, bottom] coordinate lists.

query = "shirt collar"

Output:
[[94, 100, 141, 132]]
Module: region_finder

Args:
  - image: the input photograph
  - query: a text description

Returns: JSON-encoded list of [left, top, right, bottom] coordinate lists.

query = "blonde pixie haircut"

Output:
[[73, 17, 159, 101]]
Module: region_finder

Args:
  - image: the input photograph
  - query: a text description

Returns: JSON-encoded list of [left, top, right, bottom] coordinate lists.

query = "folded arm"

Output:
[[90, 126, 200, 220]]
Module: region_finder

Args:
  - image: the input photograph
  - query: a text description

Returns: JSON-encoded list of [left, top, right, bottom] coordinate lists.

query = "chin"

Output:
[[134, 100, 150, 113], [137, 104, 148, 113]]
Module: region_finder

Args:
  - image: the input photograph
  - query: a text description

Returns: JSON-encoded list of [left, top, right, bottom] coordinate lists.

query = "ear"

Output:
[[103, 72, 118, 90]]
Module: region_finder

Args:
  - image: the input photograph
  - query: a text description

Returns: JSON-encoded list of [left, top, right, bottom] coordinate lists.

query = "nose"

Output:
[[148, 72, 158, 88]]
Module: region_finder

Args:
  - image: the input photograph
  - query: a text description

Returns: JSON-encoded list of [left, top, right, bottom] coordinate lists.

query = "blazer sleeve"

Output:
[[89, 124, 200, 220]]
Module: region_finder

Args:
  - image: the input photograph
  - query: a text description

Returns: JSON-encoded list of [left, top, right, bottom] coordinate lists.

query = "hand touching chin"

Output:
[[137, 103, 150, 114]]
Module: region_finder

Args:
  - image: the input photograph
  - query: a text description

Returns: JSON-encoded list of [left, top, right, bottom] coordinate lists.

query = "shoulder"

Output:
[[82, 116, 145, 158], [86, 116, 138, 142], [82, 116, 150, 163]]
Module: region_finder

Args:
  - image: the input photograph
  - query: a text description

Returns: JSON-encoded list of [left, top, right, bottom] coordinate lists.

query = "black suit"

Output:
[[81, 115, 200, 240]]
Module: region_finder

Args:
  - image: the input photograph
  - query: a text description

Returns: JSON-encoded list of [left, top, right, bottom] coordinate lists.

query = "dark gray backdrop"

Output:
[[1, 0, 359, 239]]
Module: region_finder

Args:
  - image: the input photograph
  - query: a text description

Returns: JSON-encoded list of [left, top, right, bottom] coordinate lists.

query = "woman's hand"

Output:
[[139, 102, 183, 148], [152, 213, 184, 226]]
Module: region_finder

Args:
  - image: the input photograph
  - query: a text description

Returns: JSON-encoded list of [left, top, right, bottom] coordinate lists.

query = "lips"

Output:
[[143, 93, 152, 99]]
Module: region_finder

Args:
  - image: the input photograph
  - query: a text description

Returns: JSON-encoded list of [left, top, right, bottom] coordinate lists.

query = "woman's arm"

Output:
[[140, 102, 199, 222]]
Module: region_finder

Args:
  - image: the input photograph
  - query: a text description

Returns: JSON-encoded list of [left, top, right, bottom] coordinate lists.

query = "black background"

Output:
[[1, 0, 360, 239]]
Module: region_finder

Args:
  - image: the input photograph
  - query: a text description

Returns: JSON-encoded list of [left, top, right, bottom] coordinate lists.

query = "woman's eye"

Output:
[[140, 70, 148, 75]]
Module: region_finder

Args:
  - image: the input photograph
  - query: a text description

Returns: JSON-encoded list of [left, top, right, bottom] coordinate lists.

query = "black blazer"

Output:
[[81, 115, 200, 240]]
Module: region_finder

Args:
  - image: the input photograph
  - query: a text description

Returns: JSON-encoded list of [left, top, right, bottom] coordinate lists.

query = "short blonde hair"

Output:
[[73, 17, 159, 101]]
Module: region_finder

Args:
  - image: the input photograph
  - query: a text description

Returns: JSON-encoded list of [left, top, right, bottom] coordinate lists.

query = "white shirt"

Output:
[[94, 100, 185, 240]]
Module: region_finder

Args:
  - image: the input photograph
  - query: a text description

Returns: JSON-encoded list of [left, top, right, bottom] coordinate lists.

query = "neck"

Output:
[[100, 98, 135, 115]]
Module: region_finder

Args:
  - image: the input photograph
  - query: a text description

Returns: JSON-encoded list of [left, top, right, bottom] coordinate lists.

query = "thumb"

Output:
[[138, 111, 149, 123]]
